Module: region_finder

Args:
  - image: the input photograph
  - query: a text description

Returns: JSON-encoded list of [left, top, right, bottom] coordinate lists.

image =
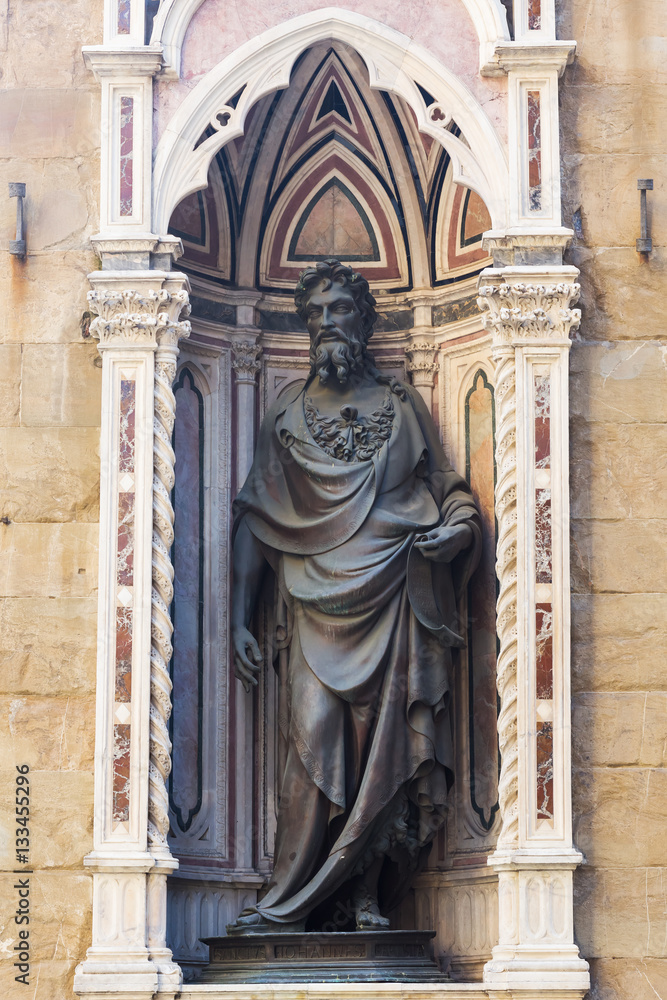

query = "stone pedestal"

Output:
[[201, 931, 446, 984]]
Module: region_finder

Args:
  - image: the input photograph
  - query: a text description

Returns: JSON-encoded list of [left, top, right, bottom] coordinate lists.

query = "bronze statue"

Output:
[[229, 259, 481, 934]]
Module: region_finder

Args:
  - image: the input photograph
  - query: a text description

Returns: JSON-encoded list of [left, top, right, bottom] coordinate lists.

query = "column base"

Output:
[[483, 850, 590, 999], [74, 954, 182, 999], [74, 957, 158, 999], [152, 953, 183, 997], [484, 945, 590, 998]]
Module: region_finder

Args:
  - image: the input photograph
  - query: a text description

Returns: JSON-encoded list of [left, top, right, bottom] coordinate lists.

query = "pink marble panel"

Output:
[[528, 0, 542, 31], [527, 91, 542, 213], [113, 378, 135, 824], [113, 724, 131, 822], [117, 381, 135, 588], [536, 602, 553, 700], [115, 607, 133, 702], [117, 0, 131, 34], [117, 493, 134, 587], [534, 370, 550, 468], [119, 378, 136, 472], [535, 487, 552, 583], [119, 97, 134, 218], [536, 721, 554, 820]]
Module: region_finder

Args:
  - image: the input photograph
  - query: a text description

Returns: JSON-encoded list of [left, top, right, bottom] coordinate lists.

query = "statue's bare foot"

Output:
[[226, 909, 272, 935], [226, 909, 305, 935], [356, 907, 390, 930], [352, 887, 390, 931]]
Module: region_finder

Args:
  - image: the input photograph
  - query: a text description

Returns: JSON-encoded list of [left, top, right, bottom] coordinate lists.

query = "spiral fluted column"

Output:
[[148, 300, 191, 852], [490, 346, 519, 850]]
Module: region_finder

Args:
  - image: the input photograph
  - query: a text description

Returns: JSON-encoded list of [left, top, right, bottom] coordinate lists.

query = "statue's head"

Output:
[[294, 258, 378, 384]]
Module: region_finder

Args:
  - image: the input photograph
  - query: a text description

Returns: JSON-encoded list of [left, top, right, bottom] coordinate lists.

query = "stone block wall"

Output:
[[559, 1, 667, 997], [0, 2, 103, 997]]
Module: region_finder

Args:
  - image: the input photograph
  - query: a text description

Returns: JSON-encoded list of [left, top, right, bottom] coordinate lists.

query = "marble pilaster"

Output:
[[477, 269, 589, 999], [74, 272, 190, 1000]]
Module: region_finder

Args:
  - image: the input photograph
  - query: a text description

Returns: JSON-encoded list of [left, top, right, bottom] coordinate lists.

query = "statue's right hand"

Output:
[[232, 626, 263, 692]]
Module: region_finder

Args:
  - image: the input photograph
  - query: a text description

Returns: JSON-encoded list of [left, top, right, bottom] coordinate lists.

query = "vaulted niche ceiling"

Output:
[[169, 43, 492, 297]]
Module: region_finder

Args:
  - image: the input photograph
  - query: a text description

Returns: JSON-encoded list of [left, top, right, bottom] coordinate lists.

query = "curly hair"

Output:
[[294, 258, 378, 339], [294, 258, 406, 398]]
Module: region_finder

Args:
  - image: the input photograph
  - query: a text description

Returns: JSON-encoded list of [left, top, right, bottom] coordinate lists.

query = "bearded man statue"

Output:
[[228, 259, 482, 934]]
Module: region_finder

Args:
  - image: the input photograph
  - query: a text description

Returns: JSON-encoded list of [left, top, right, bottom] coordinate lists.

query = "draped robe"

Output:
[[232, 378, 481, 925]]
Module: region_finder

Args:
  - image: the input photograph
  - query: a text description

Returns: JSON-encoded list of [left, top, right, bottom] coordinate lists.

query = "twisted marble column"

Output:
[[149, 295, 191, 853], [490, 345, 519, 850]]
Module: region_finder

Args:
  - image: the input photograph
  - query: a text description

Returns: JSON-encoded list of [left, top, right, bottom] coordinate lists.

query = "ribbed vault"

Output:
[[168, 42, 492, 297]]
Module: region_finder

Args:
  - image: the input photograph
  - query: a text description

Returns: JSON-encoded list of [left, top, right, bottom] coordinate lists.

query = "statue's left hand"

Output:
[[415, 522, 473, 563]]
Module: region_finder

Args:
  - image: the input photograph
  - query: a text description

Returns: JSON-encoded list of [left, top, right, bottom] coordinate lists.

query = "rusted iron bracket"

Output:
[[9, 182, 26, 258], [636, 179, 653, 253]]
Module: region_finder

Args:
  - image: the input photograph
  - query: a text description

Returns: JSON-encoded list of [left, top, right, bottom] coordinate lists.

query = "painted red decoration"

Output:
[[291, 178, 378, 260], [447, 185, 491, 270], [269, 154, 401, 281]]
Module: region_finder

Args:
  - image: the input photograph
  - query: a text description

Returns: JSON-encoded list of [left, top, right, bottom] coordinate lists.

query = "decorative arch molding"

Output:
[[151, 0, 511, 79], [152, 8, 510, 237]]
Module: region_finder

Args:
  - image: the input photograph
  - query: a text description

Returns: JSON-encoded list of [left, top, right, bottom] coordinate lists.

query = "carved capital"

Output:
[[477, 281, 581, 350], [231, 340, 262, 385], [87, 288, 191, 350], [405, 341, 439, 388]]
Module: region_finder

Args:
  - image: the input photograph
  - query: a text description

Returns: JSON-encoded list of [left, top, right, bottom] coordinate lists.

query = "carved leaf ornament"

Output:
[[87, 288, 192, 346], [477, 282, 581, 343]]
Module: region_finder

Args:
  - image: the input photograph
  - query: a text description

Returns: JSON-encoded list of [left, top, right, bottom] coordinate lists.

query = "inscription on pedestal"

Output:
[[211, 945, 264, 962], [275, 943, 366, 960], [375, 943, 425, 958]]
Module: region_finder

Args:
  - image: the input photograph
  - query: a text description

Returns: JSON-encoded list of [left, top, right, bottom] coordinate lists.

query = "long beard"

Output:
[[309, 335, 365, 384]]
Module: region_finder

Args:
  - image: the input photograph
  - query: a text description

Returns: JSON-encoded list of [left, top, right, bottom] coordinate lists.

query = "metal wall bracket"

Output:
[[9, 182, 26, 258], [636, 179, 653, 253]]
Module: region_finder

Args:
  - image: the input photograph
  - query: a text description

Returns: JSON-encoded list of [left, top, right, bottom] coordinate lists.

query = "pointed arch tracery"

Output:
[[167, 40, 494, 294], [152, 8, 510, 241]]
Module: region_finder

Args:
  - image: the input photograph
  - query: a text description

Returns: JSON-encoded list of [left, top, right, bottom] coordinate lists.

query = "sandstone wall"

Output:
[[0, 2, 103, 997], [559, 1, 667, 997]]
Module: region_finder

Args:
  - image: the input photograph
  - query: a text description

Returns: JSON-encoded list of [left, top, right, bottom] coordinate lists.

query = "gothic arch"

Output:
[[151, 8, 510, 238]]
